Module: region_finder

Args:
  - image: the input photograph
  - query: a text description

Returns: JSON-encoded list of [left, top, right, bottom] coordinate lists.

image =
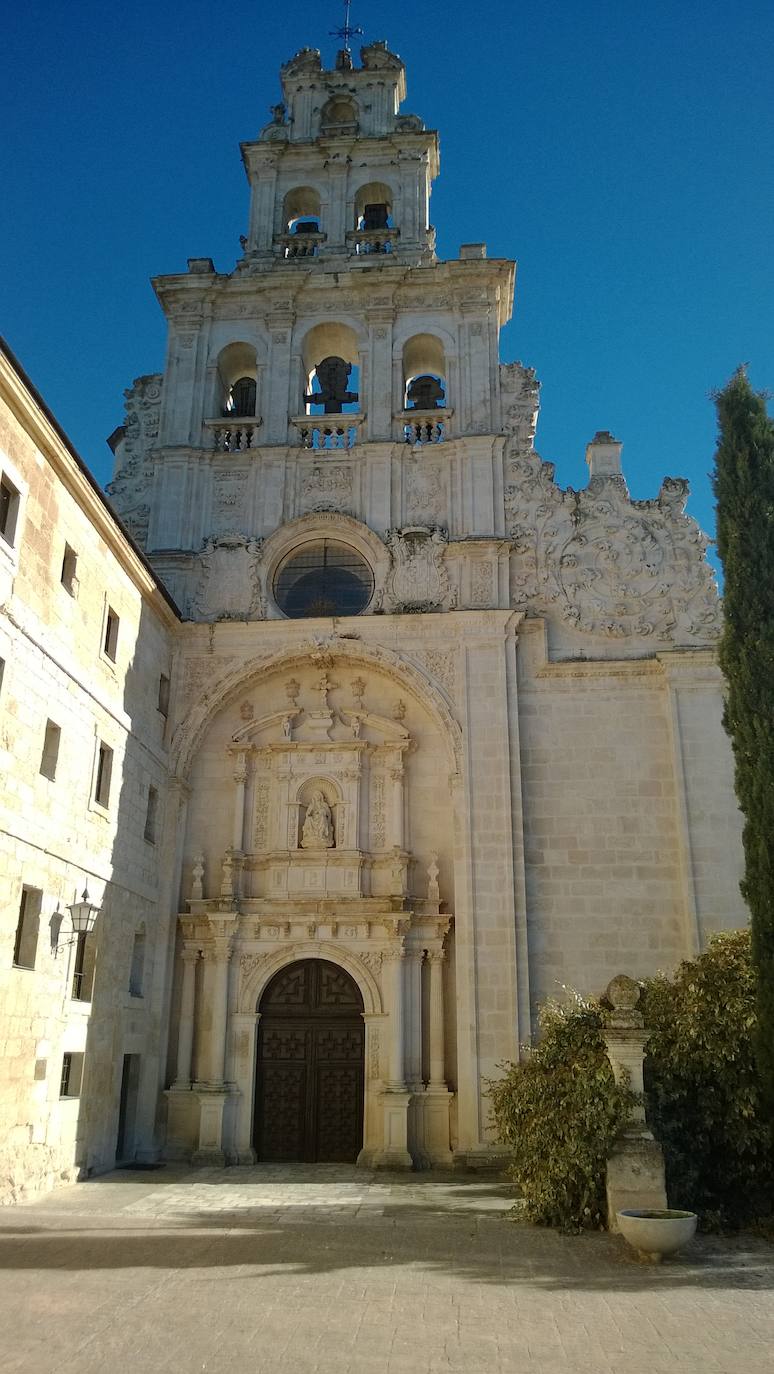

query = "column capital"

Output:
[[181, 945, 201, 965], [427, 947, 446, 965]]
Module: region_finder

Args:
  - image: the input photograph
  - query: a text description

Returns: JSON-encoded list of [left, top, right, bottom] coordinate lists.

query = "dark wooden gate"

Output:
[[254, 959, 365, 1163]]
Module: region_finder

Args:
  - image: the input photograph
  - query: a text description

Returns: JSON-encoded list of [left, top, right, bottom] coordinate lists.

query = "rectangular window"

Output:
[[59, 1052, 84, 1098], [61, 544, 78, 595], [129, 929, 145, 998], [71, 932, 93, 1001], [0, 473, 20, 546], [39, 719, 61, 780], [94, 741, 113, 808], [103, 607, 119, 661], [12, 886, 42, 969], [143, 785, 158, 844], [157, 673, 170, 717]]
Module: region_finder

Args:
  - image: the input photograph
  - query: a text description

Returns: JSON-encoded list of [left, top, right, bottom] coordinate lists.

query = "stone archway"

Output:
[[254, 958, 365, 1163]]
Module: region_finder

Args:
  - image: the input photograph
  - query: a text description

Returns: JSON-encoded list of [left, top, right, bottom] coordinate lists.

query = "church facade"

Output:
[[1, 41, 746, 1195]]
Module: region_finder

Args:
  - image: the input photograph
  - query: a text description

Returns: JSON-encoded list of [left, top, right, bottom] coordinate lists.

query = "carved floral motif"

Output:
[[299, 463, 353, 514], [499, 362, 540, 450], [505, 451, 721, 644]]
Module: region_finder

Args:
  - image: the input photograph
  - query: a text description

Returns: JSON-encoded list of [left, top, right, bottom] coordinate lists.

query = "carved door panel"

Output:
[[255, 960, 364, 1163]]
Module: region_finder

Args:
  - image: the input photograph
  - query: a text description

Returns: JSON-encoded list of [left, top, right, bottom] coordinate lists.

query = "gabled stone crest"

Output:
[[383, 526, 456, 614]]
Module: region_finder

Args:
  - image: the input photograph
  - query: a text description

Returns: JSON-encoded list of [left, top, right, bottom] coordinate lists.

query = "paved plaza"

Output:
[[0, 1165, 773, 1374]]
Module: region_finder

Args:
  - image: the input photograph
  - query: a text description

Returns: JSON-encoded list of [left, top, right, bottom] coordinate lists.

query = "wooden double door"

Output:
[[254, 959, 365, 1163]]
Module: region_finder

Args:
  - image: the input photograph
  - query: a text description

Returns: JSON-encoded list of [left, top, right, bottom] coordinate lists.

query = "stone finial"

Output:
[[605, 973, 644, 1029], [351, 676, 366, 707], [285, 678, 300, 705], [191, 854, 205, 900], [392, 698, 406, 722], [585, 431, 623, 479], [239, 700, 254, 721]]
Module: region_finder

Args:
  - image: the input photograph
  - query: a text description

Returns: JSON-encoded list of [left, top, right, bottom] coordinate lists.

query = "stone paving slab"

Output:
[[0, 1165, 773, 1373]]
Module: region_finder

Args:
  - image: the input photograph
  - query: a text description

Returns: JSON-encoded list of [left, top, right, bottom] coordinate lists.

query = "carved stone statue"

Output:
[[301, 790, 335, 850], [191, 854, 205, 900]]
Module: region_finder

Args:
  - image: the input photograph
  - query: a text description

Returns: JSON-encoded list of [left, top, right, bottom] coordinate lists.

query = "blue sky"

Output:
[[3, 0, 773, 561]]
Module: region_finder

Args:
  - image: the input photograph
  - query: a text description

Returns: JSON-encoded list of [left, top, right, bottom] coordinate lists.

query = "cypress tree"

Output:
[[713, 368, 774, 1105]]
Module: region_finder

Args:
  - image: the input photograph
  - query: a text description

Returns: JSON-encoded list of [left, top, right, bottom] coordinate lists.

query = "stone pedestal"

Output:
[[192, 1089, 229, 1166], [606, 1132, 667, 1231], [602, 974, 668, 1228], [163, 1086, 198, 1160], [375, 1089, 412, 1169], [423, 1087, 453, 1167]]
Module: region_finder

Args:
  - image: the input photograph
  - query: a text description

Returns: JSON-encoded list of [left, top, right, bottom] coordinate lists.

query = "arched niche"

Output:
[[282, 185, 322, 234], [402, 334, 447, 410], [353, 180, 395, 230], [212, 341, 259, 417], [320, 95, 358, 135], [300, 321, 362, 415]]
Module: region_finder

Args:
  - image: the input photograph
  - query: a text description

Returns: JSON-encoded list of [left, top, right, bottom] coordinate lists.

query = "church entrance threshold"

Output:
[[254, 959, 365, 1163]]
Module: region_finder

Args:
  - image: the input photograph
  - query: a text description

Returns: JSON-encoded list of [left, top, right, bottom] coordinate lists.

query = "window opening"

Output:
[[274, 541, 373, 619], [71, 932, 93, 1001], [61, 544, 78, 595], [103, 607, 119, 661], [0, 474, 20, 546], [225, 376, 256, 417], [304, 357, 359, 415], [94, 741, 113, 808], [40, 720, 61, 780], [13, 887, 41, 969], [129, 930, 146, 998], [157, 674, 170, 717], [144, 786, 158, 844], [60, 1052, 84, 1098]]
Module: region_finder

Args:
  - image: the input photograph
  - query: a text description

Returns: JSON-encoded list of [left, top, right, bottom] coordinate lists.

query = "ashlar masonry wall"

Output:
[[0, 347, 176, 1204]]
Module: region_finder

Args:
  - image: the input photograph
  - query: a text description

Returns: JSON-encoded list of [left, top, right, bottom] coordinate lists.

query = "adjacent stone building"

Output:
[[1, 39, 746, 1197]]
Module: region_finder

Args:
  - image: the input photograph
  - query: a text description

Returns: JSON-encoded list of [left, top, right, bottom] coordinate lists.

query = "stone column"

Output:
[[425, 947, 453, 1166], [390, 765, 404, 849], [602, 974, 667, 1229], [173, 946, 199, 1088], [405, 948, 428, 1169], [376, 945, 411, 1169], [232, 751, 248, 852], [209, 930, 234, 1087], [193, 917, 237, 1166]]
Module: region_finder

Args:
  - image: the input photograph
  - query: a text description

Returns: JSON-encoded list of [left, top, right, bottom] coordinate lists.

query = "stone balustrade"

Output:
[[290, 414, 363, 450], [401, 409, 447, 444], [206, 418, 261, 452], [346, 228, 400, 255], [274, 232, 326, 259]]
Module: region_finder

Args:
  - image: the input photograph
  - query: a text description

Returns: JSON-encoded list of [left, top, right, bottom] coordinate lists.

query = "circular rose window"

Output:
[[274, 540, 374, 618]]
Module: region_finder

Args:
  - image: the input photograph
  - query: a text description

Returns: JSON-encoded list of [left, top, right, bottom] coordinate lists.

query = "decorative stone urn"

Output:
[[616, 1209, 697, 1263]]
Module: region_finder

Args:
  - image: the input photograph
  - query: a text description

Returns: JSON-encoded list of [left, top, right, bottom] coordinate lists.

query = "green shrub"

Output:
[[641, 928, 774, 1229], [488, 993, 634, 1231]]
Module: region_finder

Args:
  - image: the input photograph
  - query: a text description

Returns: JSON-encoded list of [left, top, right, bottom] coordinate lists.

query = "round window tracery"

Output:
[[274, 540, 374, 619]]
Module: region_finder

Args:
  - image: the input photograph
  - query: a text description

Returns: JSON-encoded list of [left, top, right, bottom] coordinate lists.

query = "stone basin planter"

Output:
[[617, 1209, 697, 1262]]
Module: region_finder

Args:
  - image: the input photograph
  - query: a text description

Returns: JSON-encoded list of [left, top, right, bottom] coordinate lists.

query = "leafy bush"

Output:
[[641, 928, 773, 1229], [488, 994, 634, 1231]]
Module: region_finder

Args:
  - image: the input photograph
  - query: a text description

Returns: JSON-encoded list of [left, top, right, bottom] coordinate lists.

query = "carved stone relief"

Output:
[[404, 459, 446, 525], [193, 533, 265, 621], [417, 648, 457, 696], [499, 362, 540, 450], [212, 471, 249, 533], [505, 451, 722, 644], [383, 527, 456, 614], [470, 560, 495, 608], [179, 655, 237, 711], [105, 373, 163, 547], [299, 463, 353, 515]]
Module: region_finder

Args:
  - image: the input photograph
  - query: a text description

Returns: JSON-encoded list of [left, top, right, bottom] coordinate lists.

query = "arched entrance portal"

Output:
[[254, 959, 365, 1163]]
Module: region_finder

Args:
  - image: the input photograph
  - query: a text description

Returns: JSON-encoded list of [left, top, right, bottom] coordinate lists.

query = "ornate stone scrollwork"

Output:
[[383, 526, 456, 614], [506, 450, 721, 645], [193, 533, 265, 621]]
